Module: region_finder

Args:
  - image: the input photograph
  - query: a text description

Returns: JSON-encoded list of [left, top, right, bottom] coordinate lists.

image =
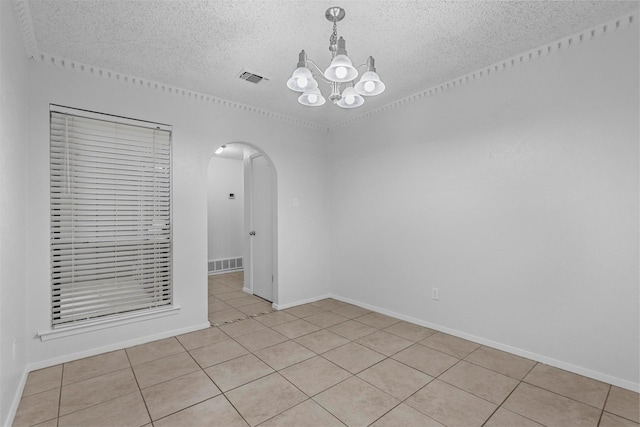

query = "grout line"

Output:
[[596, 384, 612, 427]]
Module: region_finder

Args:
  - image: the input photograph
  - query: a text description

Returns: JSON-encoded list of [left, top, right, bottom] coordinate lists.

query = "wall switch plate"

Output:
[[432, 288, 439, 300]]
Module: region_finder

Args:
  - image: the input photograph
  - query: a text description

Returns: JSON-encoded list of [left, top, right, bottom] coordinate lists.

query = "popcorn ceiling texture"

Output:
[[16, 0, 640, 128]]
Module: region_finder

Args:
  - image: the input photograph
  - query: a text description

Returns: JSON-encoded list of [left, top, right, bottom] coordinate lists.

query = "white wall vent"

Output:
[[238, 70, 267, 84], [208, 257, 243, 274]]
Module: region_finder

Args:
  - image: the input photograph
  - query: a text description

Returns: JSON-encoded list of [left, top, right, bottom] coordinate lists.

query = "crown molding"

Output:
[[11, 0, 327, 131], [329, 11, 638, 131], [11, 1, 636, 133], [32, 53, 328, 131], [11, 0, 38, 58]]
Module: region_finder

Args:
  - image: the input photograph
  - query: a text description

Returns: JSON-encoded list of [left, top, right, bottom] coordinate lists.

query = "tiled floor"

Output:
[[14, 273, 640, 427]]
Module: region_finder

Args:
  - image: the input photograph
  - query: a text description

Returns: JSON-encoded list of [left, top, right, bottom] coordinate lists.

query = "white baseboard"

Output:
[[26, 322, 210, 372], [328, 294, 640, 393], [4, 367, 29, 427], [242, 287, 252, 295], [272, 294, 332, 310]]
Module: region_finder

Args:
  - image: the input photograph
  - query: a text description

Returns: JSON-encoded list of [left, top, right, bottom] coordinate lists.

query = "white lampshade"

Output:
[[354, 70, 385, 96], [324, 55, 358, 83], [298, 88, 326, 106], [336, 87, 364, 109], [287, 67, 318, 92]]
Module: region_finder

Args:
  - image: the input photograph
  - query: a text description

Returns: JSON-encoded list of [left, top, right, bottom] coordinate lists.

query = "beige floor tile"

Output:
[[356, 330, 413, 356], [439, 360, 519, 404], [314, 376, 399, 427], [23, 365, 62, 397], [233, 328, 288, 352], [153, 395, 248, 427], [358, 358, 433, 400], [523, 363, 610, 408], [31, 418, 58, 427], [484, 408, 544, 427], [141, 370, 221, 421], [605, 386, 640, 422], [58, 391, 150, 427], [220, 319, 268, 338], [465, 346, 536, 380], [420, 332, 480, 358], [254, 311, 299, 328], [238, 302, 273, 317], [330, 304, 371, 319], [226, 373, 307, 426], [209, 308, 247, 324], [208, 299, 232, 312], [323, 342, 386, 374], [280, 356, 351, 396], [132, 352, 200, 388], [294, 329, 349, 354], [600, 412, 640, 427], [383, 321, 437, 342], [328, 320, 377, 340], [227, 295, 265, 308], [176, 326, 229, 350], [253, 340, 316, 371], [502, 382, 601, 427], [217, 291, 249, 301], [406, 379, 497, 427], [304, 311, 349, 328], [205, 353, 274, 392], [189, 338, 249, 368], [62, 350, 130, 385], [284, 304, 324, 318], [371, 403, 445, 427], [311, 299, 345, 311], [126, 337, 185, 366], [13, 388, 59, 427], [260, 399, 344, 427], [59, 368, 138, 416], [209, 284, 236, 295], [392, 344, 459, 377], [271, 319, 321, 339], [355, 312, 401, 329]]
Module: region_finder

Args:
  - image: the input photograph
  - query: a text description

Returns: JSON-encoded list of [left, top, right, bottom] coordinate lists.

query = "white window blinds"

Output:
[[50, 106, 172, 328]]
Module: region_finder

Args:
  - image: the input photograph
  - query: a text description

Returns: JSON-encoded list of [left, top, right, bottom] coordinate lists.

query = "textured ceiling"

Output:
[[23, 0, 639, 127]]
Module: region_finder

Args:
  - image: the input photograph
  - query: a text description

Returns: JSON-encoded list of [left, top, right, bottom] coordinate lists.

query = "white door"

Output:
[[250, 155, 273, 302]]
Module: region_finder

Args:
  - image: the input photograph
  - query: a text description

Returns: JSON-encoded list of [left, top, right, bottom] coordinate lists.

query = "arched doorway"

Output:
[[206, 142, 278, 324]]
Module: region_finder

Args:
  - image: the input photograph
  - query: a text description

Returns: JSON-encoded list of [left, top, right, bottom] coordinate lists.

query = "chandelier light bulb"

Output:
[[297, 77, 308, 88], [364, 80, 375, 93], [337, 86, 364, 108], [335, 67, 347, 79], [308, 93, 318, 103]]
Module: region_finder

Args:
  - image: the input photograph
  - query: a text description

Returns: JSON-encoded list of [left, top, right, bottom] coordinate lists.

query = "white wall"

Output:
[[328, 24, 639, 389], [0, 1, 30, 425], [25, 60, 329, 368], [207, 157, 244, 262]]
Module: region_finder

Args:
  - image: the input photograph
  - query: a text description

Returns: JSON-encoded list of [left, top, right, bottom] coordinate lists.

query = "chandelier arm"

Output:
[[305, 59, 333, 84]]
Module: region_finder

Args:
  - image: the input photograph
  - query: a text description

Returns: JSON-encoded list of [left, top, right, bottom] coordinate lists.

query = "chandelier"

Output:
[[286, 6, 385, 108]]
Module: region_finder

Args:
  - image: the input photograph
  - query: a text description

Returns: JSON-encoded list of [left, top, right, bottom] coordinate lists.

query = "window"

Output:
[[49, 105, 172, 329]]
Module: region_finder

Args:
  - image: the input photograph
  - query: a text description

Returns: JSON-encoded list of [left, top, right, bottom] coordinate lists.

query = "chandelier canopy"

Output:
[[287, 6, 385, 108]]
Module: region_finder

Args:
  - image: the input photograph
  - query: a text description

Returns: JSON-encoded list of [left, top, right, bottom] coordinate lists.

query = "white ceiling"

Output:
[[22, 1, 639, 128]]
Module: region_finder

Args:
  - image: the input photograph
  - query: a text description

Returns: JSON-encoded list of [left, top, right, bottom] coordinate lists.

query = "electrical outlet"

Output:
[[432, 288, 439, 300]]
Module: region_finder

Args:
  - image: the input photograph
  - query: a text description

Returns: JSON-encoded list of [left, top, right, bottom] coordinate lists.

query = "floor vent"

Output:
[[238, 71, 266, 84], [208, 257, 243, 274]]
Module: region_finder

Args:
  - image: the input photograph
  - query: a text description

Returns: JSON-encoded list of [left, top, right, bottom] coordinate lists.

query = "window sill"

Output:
[[37, 306, 181, 342]]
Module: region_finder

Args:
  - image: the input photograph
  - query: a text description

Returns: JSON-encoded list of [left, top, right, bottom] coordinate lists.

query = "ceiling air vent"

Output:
[[238, 70, 267, 84]]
